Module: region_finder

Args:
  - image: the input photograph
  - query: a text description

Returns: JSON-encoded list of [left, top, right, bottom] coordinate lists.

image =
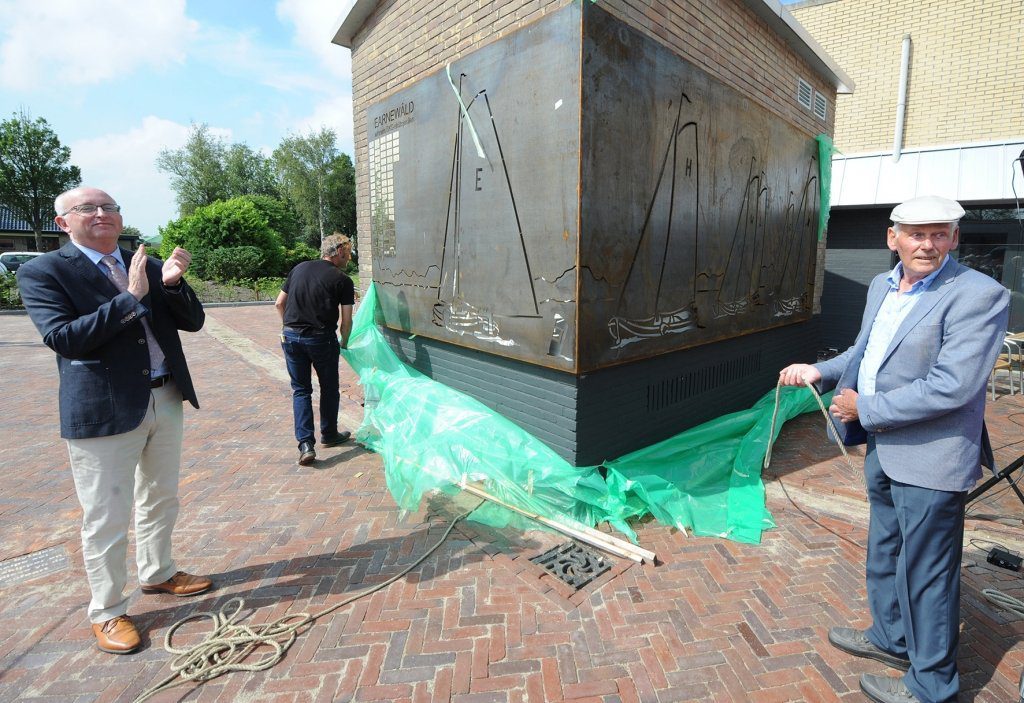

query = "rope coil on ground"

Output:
[[982, 588, 1024, 618], [134, 502, 481, 703]]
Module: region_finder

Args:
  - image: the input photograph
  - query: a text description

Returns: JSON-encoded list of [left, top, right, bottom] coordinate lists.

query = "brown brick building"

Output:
[[332, 0, 851, 463], [791, 0, 1024, 342]]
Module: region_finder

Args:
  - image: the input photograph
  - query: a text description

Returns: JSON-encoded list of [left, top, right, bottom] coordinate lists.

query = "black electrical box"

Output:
[[987, 548, 1022, 571]]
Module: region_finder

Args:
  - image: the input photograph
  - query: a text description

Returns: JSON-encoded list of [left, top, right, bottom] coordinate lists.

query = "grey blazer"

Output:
[[814, 258, 1009, 492]]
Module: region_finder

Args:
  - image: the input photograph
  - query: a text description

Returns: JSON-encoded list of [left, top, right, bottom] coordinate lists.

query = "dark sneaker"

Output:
[[321, 430, 351, 447], [298, 441, 316, 465], [828, 627, 910, 670], [859, 673, 920, 703]]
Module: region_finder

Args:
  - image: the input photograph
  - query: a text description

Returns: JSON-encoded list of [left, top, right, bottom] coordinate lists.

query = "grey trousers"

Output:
[[864, 436, 966, 703]]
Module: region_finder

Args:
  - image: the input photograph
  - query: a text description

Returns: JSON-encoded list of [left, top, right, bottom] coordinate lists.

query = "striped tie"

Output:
[[101, 255, 166, 373]]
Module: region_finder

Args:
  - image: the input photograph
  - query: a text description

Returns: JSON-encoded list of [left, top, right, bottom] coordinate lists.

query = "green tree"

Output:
[[0, 110, 81, 252], [326, 152, 356, 247], [158, 197, 286, 280], [158, 125, 287, 218], [120, 224, 144, 248], [156, 123, 228, 216], [273, 128, 355, 246], [237, 194, 301, 247], [224, 144, 279, 200]]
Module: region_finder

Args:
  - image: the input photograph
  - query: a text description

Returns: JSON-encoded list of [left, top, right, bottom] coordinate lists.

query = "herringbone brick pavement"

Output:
[[0, 304, 1021, 702]]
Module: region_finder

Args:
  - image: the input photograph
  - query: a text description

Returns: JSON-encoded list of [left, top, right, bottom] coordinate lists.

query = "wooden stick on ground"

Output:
[[458, 480, 657, 564]]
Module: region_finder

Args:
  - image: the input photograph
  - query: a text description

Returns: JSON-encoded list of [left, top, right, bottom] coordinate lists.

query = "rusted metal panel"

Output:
[[366, 3, 821, 374], [366, 5, 582, 372], [577, 4, 820, 371]]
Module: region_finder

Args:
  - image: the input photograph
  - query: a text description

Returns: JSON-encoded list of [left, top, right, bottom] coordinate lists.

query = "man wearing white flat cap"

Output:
[[779, 195, 1009, 703]]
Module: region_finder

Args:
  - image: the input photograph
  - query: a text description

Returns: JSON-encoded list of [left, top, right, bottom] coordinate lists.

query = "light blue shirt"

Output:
[[857, 256, 950, 395], [72, 242, 169, 378], [71, 241, 127, 271]]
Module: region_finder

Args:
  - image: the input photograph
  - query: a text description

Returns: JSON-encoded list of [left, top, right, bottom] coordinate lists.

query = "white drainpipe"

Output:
[[892, 34, 911, 161]]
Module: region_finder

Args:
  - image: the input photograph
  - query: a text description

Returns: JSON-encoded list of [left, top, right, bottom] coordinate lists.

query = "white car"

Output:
[[0, 251, 42, 273], [0, 261, 8, 274]]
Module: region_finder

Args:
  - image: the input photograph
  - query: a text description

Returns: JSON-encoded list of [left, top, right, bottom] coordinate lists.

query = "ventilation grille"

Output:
[[813, 91, 828, 121], [647, 351, 763, 412], [796, 78, 813, 109]]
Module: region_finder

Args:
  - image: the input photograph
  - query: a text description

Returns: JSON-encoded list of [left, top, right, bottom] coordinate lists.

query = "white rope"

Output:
[[764, 378, 852, 471], [134, 504, 480, 702], [982, 588, 1024, 618]]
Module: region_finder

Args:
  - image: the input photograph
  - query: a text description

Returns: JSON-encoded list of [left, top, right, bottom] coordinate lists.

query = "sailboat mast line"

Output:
[[655, 118, 681, 310], [717, 156, 757, 305], [437, 92, 464, 303], [483, 91, 540, 316], [615, 100, 682, 313]]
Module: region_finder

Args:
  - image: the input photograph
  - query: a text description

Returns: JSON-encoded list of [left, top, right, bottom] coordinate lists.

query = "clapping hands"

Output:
[[162, 247, 192, 286]]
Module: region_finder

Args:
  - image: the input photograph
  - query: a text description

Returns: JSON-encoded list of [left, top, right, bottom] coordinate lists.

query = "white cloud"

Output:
[[0, 0, 197, 91], [194, 24, 326, 94], [275, 0, 355, 154], [294, 94, 355, 156], [69, 116, 227, 237], [275, 0, 352, 79]]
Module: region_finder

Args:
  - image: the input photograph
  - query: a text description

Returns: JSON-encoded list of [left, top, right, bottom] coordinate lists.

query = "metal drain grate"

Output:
[[0, 546, 69, 587], [530, 542, 611, 589]]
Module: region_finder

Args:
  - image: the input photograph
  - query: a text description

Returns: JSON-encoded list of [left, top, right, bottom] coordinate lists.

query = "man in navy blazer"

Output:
[[780, 196, 1009, 703], [17, 186, 213, 655]]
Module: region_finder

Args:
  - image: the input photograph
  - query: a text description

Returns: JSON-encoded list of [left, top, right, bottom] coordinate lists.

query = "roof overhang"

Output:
[[830, 140, 1024, 207], [331, 0, 854, 93], [331, 0, 373, 49], [740, 0, 852, 93]]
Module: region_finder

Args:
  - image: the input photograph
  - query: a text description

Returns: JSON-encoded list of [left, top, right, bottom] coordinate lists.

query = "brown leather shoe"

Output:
[[141, 571, 213, 597], [92, 615, 141, 654]]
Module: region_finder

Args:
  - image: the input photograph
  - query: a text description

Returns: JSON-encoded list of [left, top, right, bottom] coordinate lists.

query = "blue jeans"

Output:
[[281, 329, 340, 446]]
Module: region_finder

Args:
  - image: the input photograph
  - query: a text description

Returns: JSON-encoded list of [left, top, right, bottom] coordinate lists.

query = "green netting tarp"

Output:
[[342, 283, 827, 544], [816, 133, 836, 240]]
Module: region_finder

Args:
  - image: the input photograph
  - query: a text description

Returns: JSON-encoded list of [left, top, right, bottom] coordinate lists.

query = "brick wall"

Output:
[[348, 0, 839, 286], [791, 0, 1024, 154]]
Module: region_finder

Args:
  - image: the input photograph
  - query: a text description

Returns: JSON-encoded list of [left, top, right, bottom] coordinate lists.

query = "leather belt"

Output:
[[150, 375, 170, 388]]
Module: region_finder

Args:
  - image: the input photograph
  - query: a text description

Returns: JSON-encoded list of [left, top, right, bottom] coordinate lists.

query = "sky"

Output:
[[0, 0, 354, 238]]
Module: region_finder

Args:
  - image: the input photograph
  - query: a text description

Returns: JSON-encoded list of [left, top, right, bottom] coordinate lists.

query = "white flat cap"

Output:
[[890, 195, 965, 225]]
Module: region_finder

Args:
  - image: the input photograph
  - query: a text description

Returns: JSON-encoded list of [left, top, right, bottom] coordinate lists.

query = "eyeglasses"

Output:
[[60, 203, 121, 216]]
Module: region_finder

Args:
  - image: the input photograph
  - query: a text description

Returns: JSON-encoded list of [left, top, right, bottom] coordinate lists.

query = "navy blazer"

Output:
[[17, 243, 205, 440], [815, 259, 1009, 492]]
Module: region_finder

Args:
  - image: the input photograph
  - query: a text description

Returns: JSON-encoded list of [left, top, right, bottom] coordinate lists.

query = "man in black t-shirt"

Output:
[[275, 233, 355, 465]]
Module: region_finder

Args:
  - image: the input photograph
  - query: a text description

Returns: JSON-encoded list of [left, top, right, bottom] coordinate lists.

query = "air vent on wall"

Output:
[[796, 78, 813, 110], [813, 91, 828, 121], [647, 351, 763, 412]]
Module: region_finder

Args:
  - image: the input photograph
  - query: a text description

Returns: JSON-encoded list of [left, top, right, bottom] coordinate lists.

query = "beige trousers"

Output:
[[67, 382, 184, 623]]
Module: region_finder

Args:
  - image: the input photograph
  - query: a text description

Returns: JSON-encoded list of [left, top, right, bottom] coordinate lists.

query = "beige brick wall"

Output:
[[348, 0, 839, 284], [792, 0, 1024, 154]]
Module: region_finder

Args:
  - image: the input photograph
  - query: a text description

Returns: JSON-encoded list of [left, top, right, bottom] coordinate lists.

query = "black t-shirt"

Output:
[[281, 259, 355, 334]]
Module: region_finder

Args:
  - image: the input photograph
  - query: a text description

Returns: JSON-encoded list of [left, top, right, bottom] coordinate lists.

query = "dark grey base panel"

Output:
[[384, 319, 821, 466]]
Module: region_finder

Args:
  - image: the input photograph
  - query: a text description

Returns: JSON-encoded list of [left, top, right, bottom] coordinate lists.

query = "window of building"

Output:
[[958, 208, 1024, 332]]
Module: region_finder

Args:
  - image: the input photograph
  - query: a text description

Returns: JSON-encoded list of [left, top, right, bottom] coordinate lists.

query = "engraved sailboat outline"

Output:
[[608, 92, 701, 348], [713, 156, 769, 318], [770, 157, 818, 317], [433, 72, 541, 341]]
